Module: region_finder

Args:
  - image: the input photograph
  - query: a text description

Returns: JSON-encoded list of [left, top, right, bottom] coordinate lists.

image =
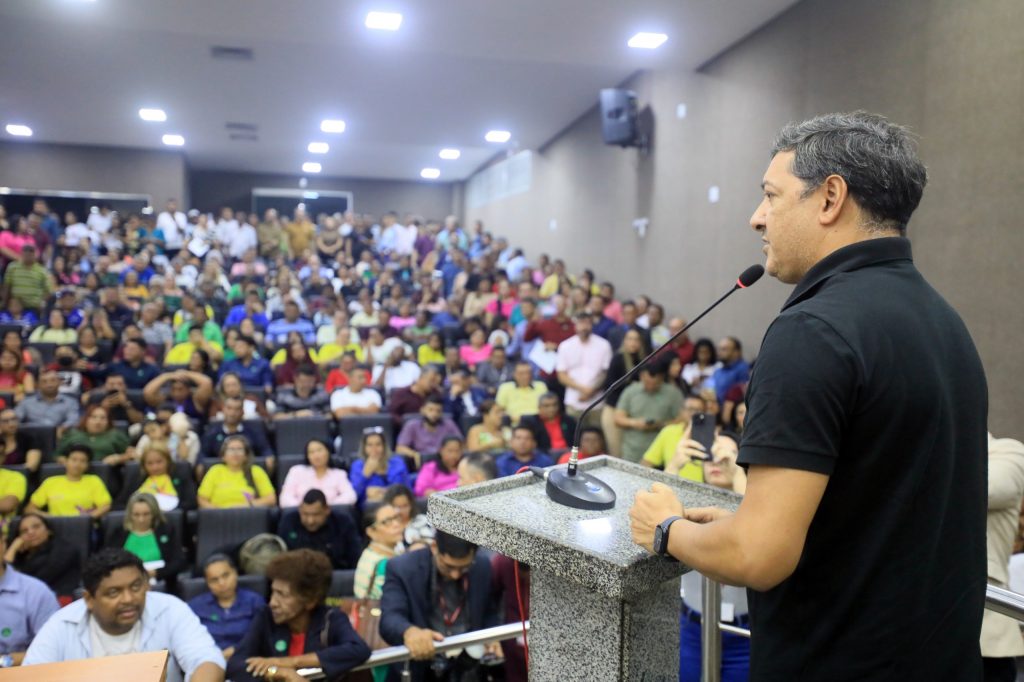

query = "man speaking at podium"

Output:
[[631, 112, 988, 681]]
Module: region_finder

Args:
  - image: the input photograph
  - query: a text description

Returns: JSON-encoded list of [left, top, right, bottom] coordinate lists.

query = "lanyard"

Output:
[[437, 575, 469, 628]]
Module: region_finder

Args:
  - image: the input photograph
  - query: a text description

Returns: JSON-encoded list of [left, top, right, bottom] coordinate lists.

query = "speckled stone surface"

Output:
[[427, 456, 741, 681]]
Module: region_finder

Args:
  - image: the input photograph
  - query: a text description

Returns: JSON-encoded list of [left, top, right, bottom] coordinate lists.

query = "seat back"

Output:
[[48, 515, 93, 563], [274, 454, 306, 493], [177, 573, 268, 602], [18, 424, 57, 458], [194, 507, 272, 570], [275, 417, 332, 456], [102, 509, 186, 551], [329, 569, 357, 599], [337, 414, 393, 461]]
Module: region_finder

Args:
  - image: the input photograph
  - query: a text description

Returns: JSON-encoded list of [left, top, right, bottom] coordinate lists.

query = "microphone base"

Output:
[[545, 468, 617, 511]]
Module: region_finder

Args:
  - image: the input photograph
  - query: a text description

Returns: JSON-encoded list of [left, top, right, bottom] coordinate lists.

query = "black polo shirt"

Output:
[[738, 237, 988, 681]]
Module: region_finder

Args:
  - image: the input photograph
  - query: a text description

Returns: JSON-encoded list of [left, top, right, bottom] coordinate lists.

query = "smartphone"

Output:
[[690, 412, 716, 460]]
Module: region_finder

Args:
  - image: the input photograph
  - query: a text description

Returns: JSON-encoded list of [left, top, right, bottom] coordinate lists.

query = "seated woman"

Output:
[[465, 400, 510, 454], [383, 484, 434, 550], [54, 404, 131, 465], [458, 328, 493, 371], [279, 439, 357, 508], [413, 436, 463, 498], [209, 371, 269, 421], [188, 553, 266, 661], [353, 503, 404, 599], [28, 309, 78, 345], [0, 408, 41, 472], [75, 325, 112, 366], [227, 549, 371, 682], [3, 512, 82, 601], [416, 331, 445, 367], [25, 444, 111, 519], [104, 491, 186, 589], [120, 444, 197, 511], [197, 435, 277, 509], [134, 413, 201, 467], [348, 429, 409, 506], [0, 347, 35, 398]]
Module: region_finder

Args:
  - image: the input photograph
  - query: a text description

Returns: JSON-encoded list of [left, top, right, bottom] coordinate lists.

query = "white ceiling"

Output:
[[0, 0, 800, 182]]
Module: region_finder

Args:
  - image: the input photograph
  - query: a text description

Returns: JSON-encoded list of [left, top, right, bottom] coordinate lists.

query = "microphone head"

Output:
[[737, 264, 765, 289]]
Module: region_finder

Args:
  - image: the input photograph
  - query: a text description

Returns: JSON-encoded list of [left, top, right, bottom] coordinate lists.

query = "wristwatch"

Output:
[[653, 515, 683, 559]]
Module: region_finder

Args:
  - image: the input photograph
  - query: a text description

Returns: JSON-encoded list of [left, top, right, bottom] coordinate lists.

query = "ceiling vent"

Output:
[[225, 122, 259, 132], [210, 46, 254, 61]]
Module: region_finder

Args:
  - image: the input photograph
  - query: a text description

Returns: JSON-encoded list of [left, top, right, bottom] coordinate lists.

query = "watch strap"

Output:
[[656, 515, 683, 556]]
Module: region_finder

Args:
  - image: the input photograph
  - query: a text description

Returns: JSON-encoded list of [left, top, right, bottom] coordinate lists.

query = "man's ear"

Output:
[[818, 174, 850, 226]]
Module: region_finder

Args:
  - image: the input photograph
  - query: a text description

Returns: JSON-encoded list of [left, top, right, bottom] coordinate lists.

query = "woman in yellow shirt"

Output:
[[197, 435, 276, 509], [317, 327, 365, 366], [135, 446, 180, 510], [26, 445, 112, 518], [416, 332, 446, 367]]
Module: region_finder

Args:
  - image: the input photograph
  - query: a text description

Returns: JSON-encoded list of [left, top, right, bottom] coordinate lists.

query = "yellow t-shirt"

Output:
[[29, 475, 112, 516], [318, 343, 365, 365], [417, 345, 445, 367], [137, 473, 178, 498], [198, 464, 274, 508], [270, 348, 320, 367], [495, 380, 549, 425], [0, 468, 27, 520], [165, 341, 223, 365], [642, 423, 704, 483]]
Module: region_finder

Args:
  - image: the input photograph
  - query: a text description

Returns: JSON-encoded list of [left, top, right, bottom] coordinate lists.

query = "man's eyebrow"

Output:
[[760, 180, 779, 191]]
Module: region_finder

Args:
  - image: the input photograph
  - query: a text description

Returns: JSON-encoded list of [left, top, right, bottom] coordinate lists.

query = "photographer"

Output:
[[81, 373, 145, 426]]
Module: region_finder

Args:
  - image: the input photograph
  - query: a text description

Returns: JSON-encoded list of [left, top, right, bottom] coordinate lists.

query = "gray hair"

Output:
[[124, 492, 166, 530], [771, 111, 927, 234]]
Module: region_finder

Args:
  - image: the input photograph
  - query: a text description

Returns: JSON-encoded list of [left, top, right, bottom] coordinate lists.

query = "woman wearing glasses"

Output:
[[353, 504, 404, 599], [348, 428, 409, 506]]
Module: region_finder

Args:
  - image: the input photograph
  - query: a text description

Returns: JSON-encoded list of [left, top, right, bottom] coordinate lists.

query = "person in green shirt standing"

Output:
[[614, 361, 684, 463], [2, 244, 52, 314]]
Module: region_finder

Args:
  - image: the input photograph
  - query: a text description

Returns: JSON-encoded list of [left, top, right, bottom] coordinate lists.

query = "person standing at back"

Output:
[[630, 111, 988, 681]]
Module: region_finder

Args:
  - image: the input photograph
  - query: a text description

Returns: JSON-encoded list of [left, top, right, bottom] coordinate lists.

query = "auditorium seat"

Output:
[[274, 454, 306, 493], [48, 515, 93, 563], [194, 507, 272, 570], [40, 461, 115, 493], [337, 414, 393, 461], [124, 388, 148, 411], [329, 569, 356, 599], [177, 573, 268, 602], [27, 342, 57, 365], [18, 424, 57, 458], [275, 416, 332, 456]]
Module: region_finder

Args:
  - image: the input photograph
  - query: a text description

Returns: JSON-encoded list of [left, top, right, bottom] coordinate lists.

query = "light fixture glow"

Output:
[[420, 168, 441, 180], [439, 148, 461, 160], [161, 134, 185, 146], [138, 108, 167, 122], [5, 124, 32, 137], [320, 119, 346, 134], [365, 11, 403, 31], [628, 32, 668, 49], [303, 191, 320, 199], [302, 162, 322, 173], [484, 130, 511, 143], [307, 142, 329, 154]]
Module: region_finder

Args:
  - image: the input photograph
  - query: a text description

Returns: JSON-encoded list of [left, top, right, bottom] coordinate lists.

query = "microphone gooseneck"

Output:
[[565, 264, 765, 477]]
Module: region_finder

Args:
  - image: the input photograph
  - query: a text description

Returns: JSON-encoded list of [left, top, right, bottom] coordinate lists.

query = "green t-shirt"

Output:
[[617, 382, 685, 463], [124, 531, 162, 563], [55, 429, 131, 459]]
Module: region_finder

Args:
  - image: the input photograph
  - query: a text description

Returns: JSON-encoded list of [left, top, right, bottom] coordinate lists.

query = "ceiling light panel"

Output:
[[320, 119, 346, 134], [162, 134, 185, 146], [365, 11, 403, 31], [439, 148, 461, 160], [628, 32, 668, 49], [307, 142, 329, 154], [5, 124, 32, 137], [420, 168, 441, 179], [302, 162, 322, 173], [485, 130, 511, 143], [138, 108, 167, 122]]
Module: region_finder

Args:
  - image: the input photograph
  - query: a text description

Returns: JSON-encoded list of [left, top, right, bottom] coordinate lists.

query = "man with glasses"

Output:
[[380, 531, 500, 681]]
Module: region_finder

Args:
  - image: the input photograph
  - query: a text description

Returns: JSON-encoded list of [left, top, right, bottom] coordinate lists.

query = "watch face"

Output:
[[654, 525, 665, 553]]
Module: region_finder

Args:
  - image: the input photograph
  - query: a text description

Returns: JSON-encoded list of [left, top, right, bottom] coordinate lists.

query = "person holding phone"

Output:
[[613, 359, 684, 463]]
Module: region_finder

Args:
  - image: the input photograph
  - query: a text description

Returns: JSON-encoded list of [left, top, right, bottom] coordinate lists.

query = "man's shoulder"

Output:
[[389, 546, 430, 574]]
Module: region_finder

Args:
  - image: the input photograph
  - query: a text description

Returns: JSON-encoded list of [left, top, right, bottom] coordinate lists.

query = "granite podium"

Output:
[[428, 455, 742, 681]]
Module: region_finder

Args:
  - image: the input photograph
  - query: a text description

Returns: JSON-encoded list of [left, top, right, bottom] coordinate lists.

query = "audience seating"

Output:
[[124, 389, 148, 411], [101, 509, 186, 550], [273, 454, 306, 493], [18, 423, 57, 457], [275, 417, 332, 456], [27, 342, 57, 365], [329, 569, 357, 599], [116, 461, 197, 510], [40, 461, 115, 493], [194, 507, 272, 570], [48, 515, 94, 563]]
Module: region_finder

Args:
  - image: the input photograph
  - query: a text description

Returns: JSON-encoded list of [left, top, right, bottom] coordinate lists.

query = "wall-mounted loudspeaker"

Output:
[[600, 88, 638, 147]]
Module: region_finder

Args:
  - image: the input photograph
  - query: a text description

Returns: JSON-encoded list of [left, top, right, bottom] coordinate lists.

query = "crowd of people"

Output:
[[0, 197, 757, 680]]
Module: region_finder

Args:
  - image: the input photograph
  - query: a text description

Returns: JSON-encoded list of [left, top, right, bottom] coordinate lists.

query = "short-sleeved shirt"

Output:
[[397, 417, 462, 456], [641, 423, 703, 483], [0, 467, 27, 516], [495, 381, 548, 424], [556, 334, 613, 412], [29, 475, 111, 516], [188, 588, 266, 650], [3, 261, 51, 309], [0, 567, 60, 655], [197, 463, 274, 508], [737, 238, 988, 680], [616, 382, 684, 463]]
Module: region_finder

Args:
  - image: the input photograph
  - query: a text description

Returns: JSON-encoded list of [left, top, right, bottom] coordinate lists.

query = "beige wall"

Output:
[[462, 0, 1024, 435], [0, 141, 187, 204]]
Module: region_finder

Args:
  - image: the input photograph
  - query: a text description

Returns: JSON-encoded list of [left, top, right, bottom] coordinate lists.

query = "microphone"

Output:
[[536, 264, 765, 511]]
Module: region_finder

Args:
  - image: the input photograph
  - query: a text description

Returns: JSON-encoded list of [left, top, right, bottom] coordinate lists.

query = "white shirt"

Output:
[[228, 223, 258, 259], [157, 211, 187, 249], [87, 212, 113, 235], [330, 387, 383, 412], [214, 219, 239, 246], [89, 614, 141, 657], [64, 222, 96, 247], [367, 337, 408, 366], [556, 333, 613, 411], [372, 360, 421, 393], [394, 224, 418, 256]]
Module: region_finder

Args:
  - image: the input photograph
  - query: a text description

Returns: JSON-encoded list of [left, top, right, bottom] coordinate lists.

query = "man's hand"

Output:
[[404, 626, 444, 660], [629, 482, 685, 553]]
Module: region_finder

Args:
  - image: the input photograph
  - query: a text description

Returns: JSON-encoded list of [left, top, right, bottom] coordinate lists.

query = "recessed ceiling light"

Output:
[[320, 119, 346, 134], [162, 134, 185, 146], [5, 124, 32, 137], [365, 11, 403, 31], [439, 148, 461, 160], [302, 162, 322, 173], [485, 130, 511, 143], [138, 108, 167, 122], [420, 168, 441, 180], [628, 32, 668, 49], [307, 142, 329, 154]]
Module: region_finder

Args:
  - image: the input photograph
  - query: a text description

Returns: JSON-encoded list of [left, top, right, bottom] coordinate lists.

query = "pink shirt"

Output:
[[0, 231, 33, 256], [279, 465, 357, 507], [413, 460, 459, 497], [556, 334, 613, 411], [484, 298, 516, 318], [459, 343, 493, 369]]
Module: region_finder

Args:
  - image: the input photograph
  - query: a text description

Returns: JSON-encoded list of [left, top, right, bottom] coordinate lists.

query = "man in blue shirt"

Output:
[[0, 531, 59, 668], [711, 336, 750, 404], [107, 338, 161, 389], [223, 290, 269, 331], [219, 335, 274, 393], [495, 425, 554, 478], [23, 549, 224, 682], [265, 300, 316, 347], [188, 554, 265, 660]]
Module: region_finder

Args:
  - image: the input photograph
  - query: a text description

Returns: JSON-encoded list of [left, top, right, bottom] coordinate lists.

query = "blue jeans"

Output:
[[679, 607, 751, 682]]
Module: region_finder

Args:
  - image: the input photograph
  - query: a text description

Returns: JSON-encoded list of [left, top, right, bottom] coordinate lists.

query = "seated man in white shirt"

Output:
[[331, 366, 383, 419], [23, 549, 225, 682], [372, 346, 422, 393]]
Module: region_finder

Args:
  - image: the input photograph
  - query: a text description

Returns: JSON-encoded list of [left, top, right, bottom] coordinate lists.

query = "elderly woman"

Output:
[[105, 491, 186, 587], [197, 435, 276, 509], [227, 549, 371, 682], [54, 404, 131, 464], [4, 512, 82, 599]]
